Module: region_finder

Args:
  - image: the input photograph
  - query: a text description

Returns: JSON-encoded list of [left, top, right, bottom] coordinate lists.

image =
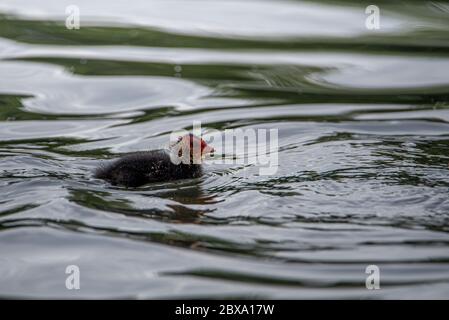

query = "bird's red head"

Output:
[[170, 134, 214, 164]]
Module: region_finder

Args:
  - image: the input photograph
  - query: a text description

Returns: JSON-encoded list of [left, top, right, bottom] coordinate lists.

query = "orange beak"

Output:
[[202, 144, 214, 157]]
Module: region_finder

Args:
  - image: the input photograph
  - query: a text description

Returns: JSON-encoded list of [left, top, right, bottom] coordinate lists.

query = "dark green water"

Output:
[[0, 0, 449, 298]]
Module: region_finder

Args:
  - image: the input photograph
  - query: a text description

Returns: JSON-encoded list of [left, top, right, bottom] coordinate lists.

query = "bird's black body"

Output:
[[94, 149, 202, 187]]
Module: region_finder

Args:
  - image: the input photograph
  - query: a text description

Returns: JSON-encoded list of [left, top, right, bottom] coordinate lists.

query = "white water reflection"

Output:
[[0, 0, 407, 37]]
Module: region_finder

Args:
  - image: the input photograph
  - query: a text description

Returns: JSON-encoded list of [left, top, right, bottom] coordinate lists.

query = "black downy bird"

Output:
[[94, 134, 214, 187]]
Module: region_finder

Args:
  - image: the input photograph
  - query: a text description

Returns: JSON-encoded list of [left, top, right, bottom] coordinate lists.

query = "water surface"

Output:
[[0, 0, 449, 299]]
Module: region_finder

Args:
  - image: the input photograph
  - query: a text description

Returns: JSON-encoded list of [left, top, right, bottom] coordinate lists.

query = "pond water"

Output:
[[0, 0, 449, 299]]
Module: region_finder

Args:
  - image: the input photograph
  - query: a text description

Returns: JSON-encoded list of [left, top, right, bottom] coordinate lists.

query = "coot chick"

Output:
[[95, 134, 214, 187]]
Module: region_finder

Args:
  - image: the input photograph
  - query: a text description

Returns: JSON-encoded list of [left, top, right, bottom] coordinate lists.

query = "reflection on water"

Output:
[[0, 0, 449, 299]]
